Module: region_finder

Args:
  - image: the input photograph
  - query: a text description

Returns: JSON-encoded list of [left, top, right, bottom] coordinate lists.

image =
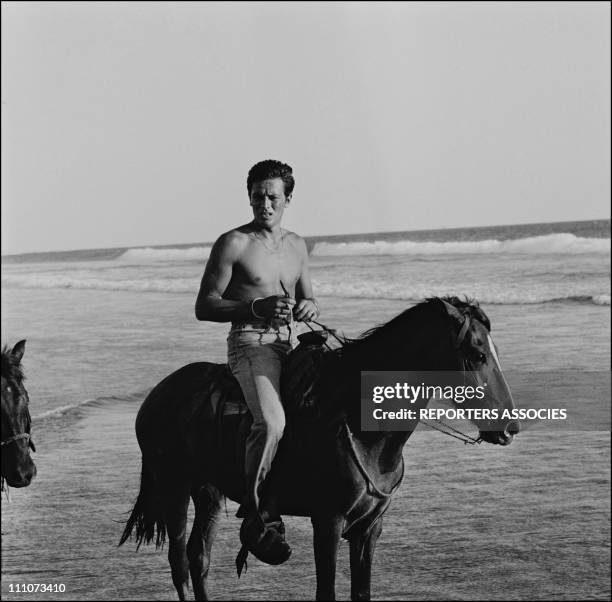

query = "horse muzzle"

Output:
[[479, 420, 520, 446], [4, 463, 36, 487]]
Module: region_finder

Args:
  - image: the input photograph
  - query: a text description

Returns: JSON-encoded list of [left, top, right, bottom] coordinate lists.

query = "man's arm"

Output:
[[294, 237, 319, 322], [195, 232, 252, 323]]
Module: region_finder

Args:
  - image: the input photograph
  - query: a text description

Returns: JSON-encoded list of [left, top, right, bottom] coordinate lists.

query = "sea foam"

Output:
[[1, 274, 198, 293], [310, 281, 611, 305], [312, 234, 610, 256], [117, 246, 211, 262], [2, 272, 609, 305]]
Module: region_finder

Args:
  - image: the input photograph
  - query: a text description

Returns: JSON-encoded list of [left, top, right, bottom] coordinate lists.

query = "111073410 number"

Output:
[[7, 584, 66, 593]]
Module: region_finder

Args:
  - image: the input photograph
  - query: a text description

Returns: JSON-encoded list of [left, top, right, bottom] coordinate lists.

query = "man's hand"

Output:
[[293, 298, 319, 322], [252, 295, 296, 321]]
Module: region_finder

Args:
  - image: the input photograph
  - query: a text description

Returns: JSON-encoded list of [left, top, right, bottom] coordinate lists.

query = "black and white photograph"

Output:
[[1, 2, 610, 600]]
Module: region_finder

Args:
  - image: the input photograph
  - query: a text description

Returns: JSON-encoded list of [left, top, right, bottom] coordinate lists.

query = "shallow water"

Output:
[[1, 288, 609, 420]]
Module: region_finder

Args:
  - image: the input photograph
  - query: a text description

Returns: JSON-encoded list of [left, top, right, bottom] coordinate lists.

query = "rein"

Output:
[[311, 320, 347, 347], [420, 418, 482, 445], [341, 423, 404, 499], [307, 313, 483, 447], [302, 320, 409, 498], [302, 319, 347, 353]]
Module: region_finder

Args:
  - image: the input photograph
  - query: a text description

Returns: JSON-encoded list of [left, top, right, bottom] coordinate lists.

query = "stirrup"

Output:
[[239, 512, 292, 566]]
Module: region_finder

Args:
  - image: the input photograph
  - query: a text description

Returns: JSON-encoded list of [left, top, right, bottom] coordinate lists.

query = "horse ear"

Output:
[[438, 299, 463, 324], [12, 340, 26, 363]]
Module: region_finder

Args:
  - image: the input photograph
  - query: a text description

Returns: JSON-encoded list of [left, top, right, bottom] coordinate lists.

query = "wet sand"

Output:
[[1, 397, 609, 601]]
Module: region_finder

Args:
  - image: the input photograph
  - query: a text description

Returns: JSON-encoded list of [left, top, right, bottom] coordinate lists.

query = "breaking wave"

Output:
[[592, 294, 611, 306], [32, 392, 148, 422], [1, 274, 199, 293], [2, 272, 608, 305], [309, 282, 611, 305], [117, 246, 211, 262], [311, 234, 610, 256]]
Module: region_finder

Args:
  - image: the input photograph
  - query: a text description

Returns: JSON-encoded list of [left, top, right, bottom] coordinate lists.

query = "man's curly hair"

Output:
[[247, 160, 295, 197]]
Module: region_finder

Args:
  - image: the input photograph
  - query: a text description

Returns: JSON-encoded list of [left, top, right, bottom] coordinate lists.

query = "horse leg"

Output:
[[187, 484, 222, 601], [165, 485, 192, 601], [349, 517, 384, 601], [311, 514, 343, 601]]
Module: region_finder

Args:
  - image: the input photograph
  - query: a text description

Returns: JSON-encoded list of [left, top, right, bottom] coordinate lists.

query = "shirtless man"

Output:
[[195, 159, 319, 565]]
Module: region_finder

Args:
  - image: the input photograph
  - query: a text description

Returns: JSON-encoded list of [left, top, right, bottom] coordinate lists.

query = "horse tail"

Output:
[[118, 461, 167, 549]]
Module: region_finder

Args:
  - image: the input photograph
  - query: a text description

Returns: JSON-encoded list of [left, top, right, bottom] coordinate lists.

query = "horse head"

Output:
[[336, 296, 519, 447], [434, 297, 519, 446], [1, 340, 37, 488]]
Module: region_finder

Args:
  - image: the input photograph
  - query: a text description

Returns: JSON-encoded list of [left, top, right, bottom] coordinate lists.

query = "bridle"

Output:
[[454, 313, 472, 349], [0, 430, 35, 496], [303, 311, 487, 457], [1, 399, 35, 451], [420, 312, 484, 445], [340, 313, 482, 504], [1, 432, 33, 448], [1, 398, 35, 450]]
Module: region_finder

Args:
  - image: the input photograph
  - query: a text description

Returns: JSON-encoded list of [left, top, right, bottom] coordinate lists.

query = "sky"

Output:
[[1, 1, 610, 255]]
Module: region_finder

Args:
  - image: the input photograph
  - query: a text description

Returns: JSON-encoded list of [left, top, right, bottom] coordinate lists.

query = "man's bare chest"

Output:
[[234, 243, 302, 288]]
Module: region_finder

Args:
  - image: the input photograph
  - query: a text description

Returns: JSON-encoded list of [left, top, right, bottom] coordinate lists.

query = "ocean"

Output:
[[1, 219, 610, 600]]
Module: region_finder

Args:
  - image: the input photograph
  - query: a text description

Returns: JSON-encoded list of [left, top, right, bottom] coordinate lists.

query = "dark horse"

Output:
[[120, 297, 519, 600], [1, 340, 36, 489]]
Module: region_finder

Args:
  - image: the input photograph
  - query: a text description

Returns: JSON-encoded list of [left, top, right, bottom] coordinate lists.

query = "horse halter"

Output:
[[1, 432, 34, 448], [1, 402, 35, 450], [454, 314, 471, 349], [420, 312, 484, 445]]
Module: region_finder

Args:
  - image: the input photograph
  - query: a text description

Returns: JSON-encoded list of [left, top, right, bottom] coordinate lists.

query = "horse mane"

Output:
[[343, 295, 489, 350], [431, 295, 490, 331], [1, 345, 24, 383], [312, 296, 490, 424]]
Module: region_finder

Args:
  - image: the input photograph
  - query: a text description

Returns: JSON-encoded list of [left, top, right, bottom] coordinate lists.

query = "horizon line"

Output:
[[2, 216, 610, 259]]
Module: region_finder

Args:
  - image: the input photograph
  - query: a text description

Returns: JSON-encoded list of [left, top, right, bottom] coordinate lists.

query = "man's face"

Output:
[[249, 178, 290, 229]]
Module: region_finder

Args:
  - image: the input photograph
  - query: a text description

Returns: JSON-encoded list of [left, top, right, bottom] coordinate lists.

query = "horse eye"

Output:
[[6, 385, 11, 394], [470, 352, 486, 364]]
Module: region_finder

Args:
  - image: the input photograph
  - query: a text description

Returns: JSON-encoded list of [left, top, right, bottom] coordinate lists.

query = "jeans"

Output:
[[227, 320, 298, 512]]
